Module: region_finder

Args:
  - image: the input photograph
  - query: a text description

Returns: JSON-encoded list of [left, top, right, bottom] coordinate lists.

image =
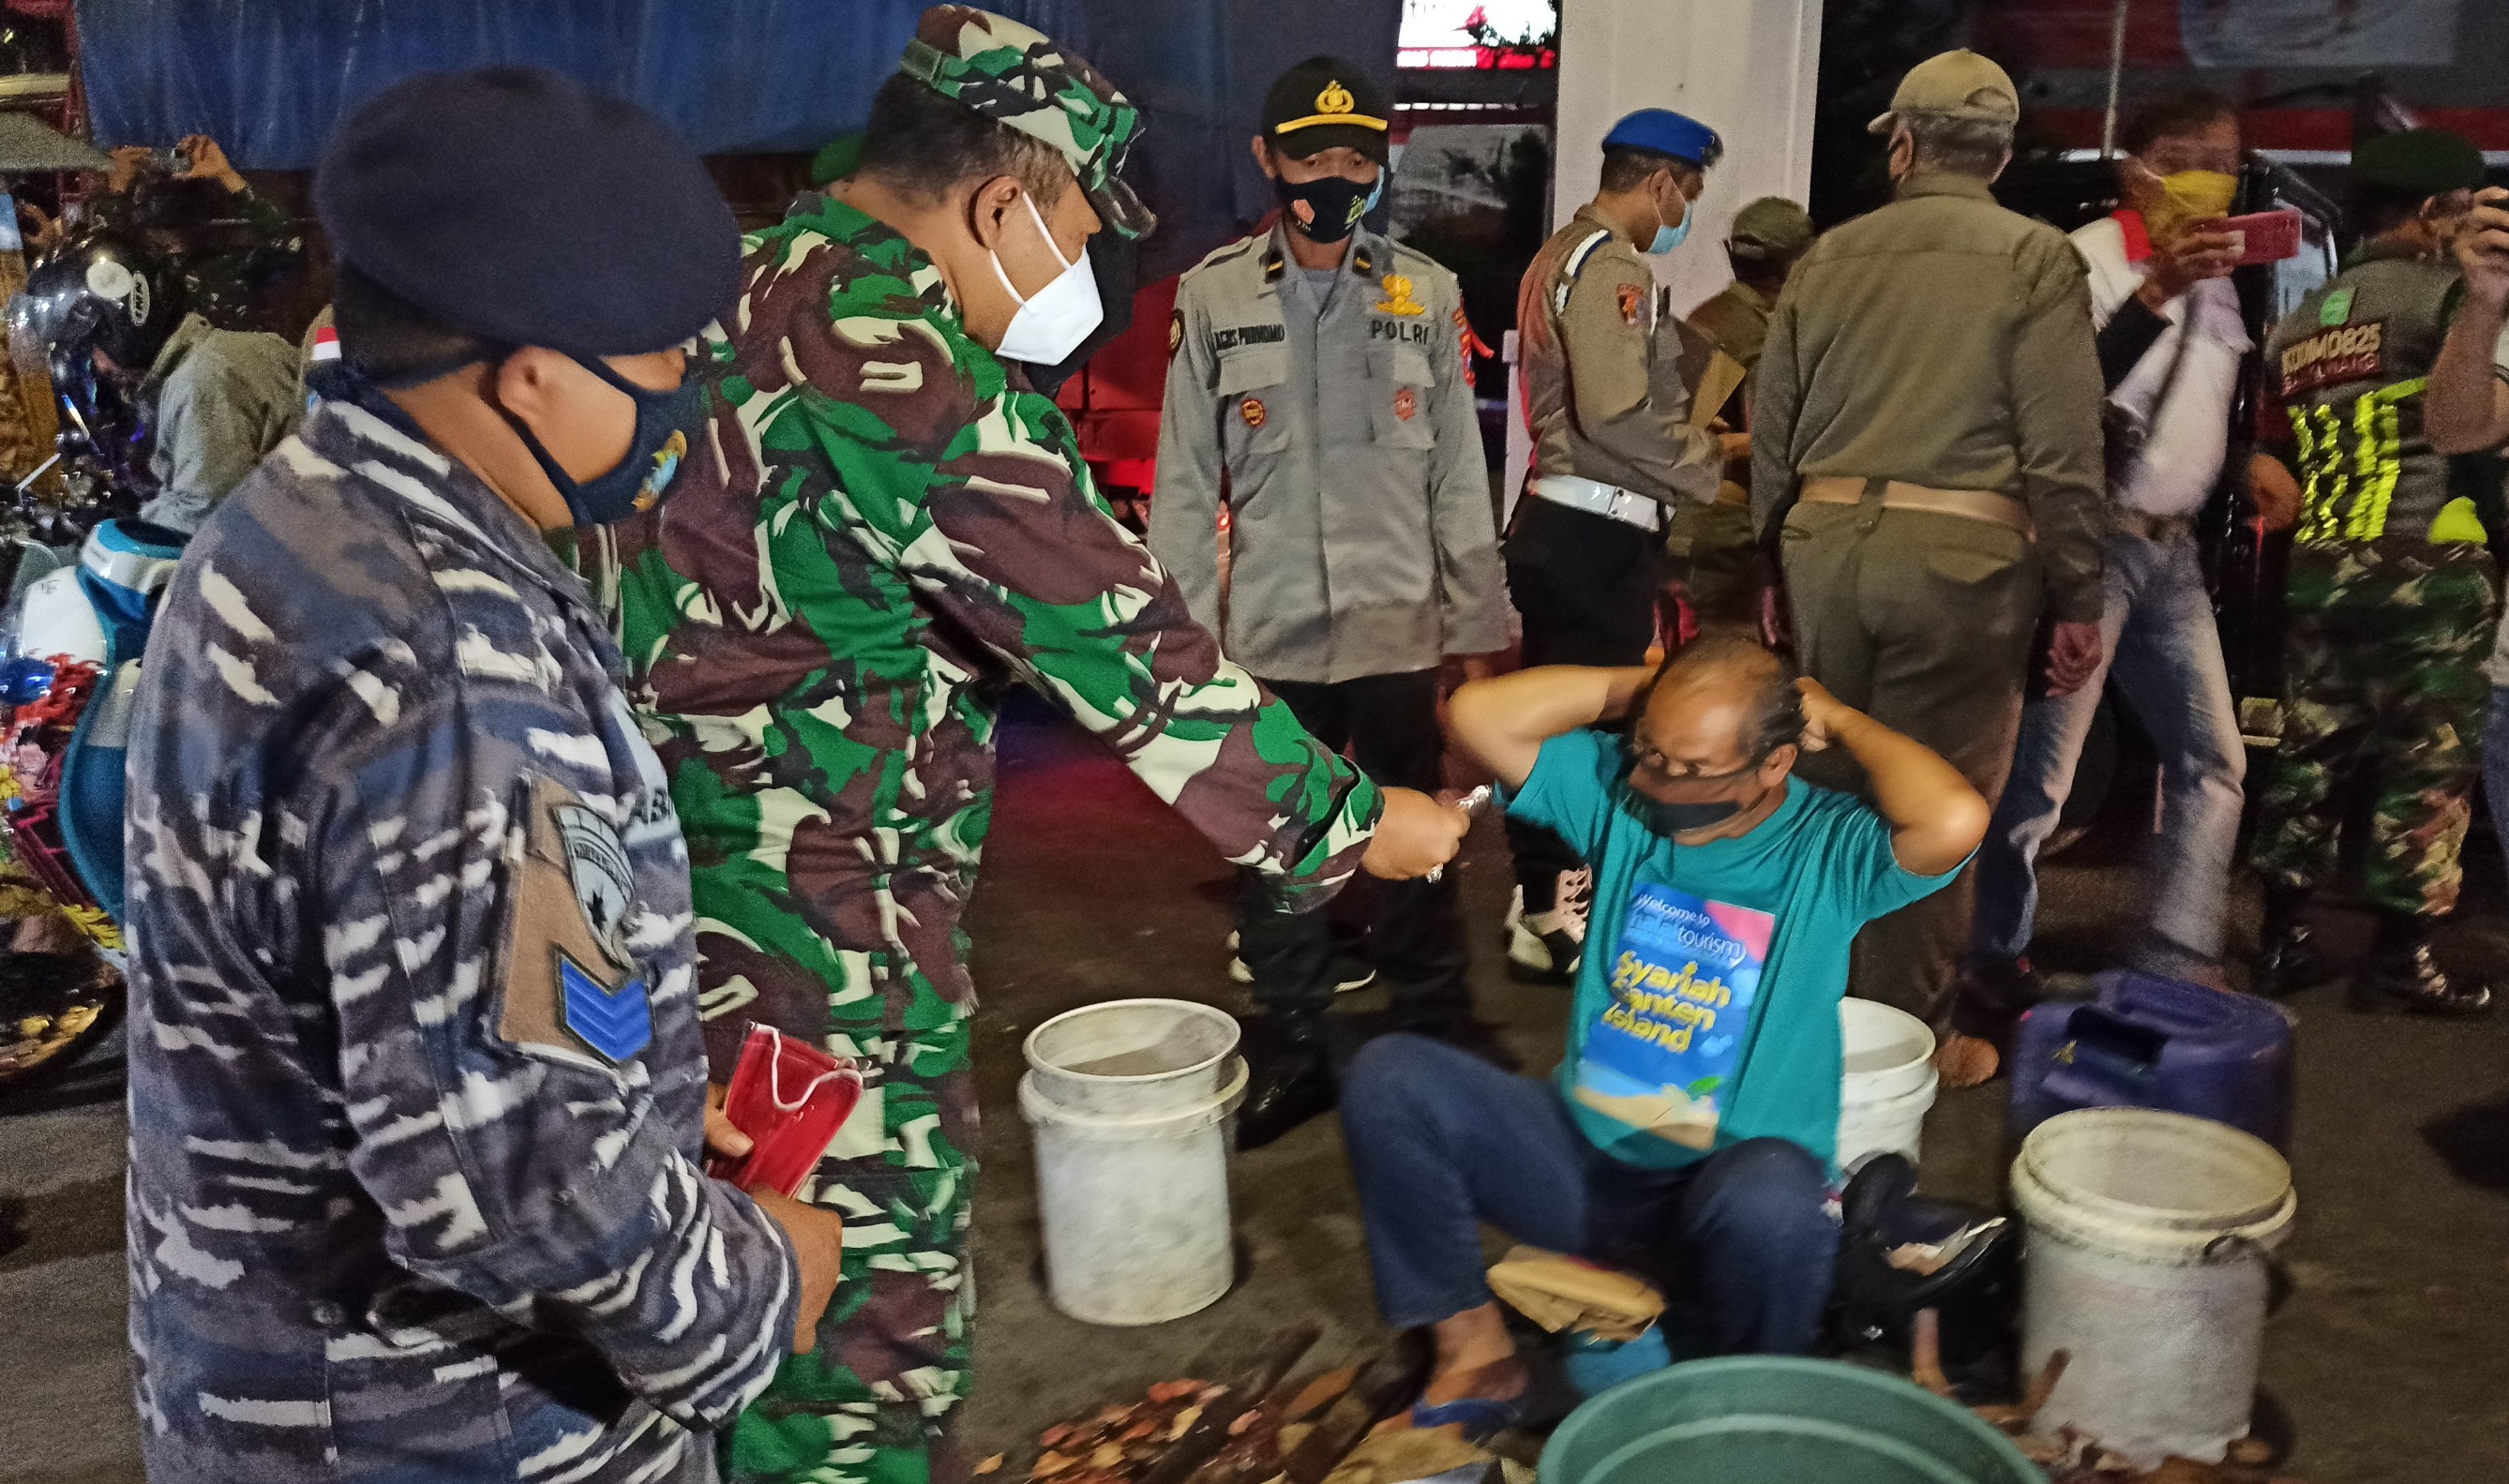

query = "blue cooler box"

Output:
[[2006, 971, 2294, 1151]]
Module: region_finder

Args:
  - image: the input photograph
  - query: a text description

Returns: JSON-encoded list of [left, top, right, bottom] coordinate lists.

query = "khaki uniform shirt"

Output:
[[1516, 205, 1723, 506], [1750, 172, 2107, 622], [1151, 226, 1508, 684], [1687, 279, 1777, 378]]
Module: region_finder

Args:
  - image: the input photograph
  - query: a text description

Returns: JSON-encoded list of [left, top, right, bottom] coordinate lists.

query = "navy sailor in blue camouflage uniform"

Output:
[[120, 69, 847, 1482]]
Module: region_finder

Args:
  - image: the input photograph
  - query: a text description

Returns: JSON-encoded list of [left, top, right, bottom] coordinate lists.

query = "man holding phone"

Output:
[[1966, 91, 2284, 1013]]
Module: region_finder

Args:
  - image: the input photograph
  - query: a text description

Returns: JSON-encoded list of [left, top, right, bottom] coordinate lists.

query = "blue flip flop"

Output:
[[1402, 1394, 1528, 1445]]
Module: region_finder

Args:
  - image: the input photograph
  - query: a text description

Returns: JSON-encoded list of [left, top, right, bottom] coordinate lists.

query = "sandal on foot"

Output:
[[1400, 1394, 1529, 1445]]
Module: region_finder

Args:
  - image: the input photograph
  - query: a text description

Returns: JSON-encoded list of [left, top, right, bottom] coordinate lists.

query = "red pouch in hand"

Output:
[[708, 1025, 864, 1198]]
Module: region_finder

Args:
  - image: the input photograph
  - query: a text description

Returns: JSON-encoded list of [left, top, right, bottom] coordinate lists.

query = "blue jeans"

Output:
[[1338, 1034, 1837, 1354], [1973, 531, 2246, 970]]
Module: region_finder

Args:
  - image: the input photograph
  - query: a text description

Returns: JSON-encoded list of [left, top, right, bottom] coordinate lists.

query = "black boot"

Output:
[[2355, 917, 2494, 1017], [2251, 887, 2330, 999], [1235, 1013, 1338, 1151]]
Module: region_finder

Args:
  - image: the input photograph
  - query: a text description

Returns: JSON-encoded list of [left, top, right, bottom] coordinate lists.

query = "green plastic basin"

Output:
[[1539, 1357, 2040, 1484]]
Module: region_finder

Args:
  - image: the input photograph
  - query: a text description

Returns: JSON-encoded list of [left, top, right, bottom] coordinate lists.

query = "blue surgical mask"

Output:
[[1648, 204, 1692, 255], [507, 354, 706, 528]]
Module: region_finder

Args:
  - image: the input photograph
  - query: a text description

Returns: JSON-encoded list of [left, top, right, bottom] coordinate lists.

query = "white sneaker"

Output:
[[1226, 931, 1376, 993], [1505, 868, 1591, 983]]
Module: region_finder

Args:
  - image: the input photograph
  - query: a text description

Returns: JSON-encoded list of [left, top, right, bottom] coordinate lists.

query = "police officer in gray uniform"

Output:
[[121, 69, 845, 1482], [1151, 56, 1509, 1147]]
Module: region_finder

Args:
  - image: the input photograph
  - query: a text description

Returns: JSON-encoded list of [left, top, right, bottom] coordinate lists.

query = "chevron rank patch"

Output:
[[558, 950, 651, 1064]]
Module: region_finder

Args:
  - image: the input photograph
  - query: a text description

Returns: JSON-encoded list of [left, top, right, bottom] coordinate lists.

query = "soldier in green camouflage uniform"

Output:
[[2249, 128, 2504, 1014], [590, 11, 1460, 1481]]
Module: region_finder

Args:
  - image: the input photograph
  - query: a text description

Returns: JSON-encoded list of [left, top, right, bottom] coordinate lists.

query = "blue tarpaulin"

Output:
[[76, 0, 935, 163], [72, 0, 1400, 278]]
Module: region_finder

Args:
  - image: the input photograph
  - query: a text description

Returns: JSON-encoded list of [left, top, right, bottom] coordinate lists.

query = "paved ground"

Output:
[[8, 710, 2509, 1481]]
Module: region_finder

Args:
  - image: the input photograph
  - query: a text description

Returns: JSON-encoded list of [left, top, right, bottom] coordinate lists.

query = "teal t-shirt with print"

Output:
[[1509, 728, 1959, 1172]]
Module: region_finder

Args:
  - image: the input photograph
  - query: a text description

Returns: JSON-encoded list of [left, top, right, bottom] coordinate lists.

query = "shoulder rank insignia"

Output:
[[1375, 273, 1426, 317], [502, 780, 653, 1067]]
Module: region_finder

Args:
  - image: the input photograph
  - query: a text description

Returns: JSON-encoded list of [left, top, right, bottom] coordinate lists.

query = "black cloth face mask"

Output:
[[1273, 172, 1381, 245]]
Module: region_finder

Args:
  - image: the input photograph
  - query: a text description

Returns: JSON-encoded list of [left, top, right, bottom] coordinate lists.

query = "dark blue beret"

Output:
[[315, 67, 740, 357]]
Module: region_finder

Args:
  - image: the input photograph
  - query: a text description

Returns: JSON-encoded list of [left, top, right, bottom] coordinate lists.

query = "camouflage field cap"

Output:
[[899, 5, 1155, 239]]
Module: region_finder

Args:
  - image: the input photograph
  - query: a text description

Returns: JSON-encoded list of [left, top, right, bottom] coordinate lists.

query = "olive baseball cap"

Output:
[[1730, 197, 1815, 258], [898, 5, 1154, 238], [1262, 56, 1392, 166], [1869, 49, 2021, 135]]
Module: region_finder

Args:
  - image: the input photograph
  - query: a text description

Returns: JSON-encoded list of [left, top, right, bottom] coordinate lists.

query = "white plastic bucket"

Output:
[[2011, 1108, 2297, 1466], [1836, 998, 1937, 1172], [1019, 998, 1249, 1326]]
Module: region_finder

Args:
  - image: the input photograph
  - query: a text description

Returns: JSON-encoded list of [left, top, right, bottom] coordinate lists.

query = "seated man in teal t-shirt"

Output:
[[1341, 635, 1987, 1433]]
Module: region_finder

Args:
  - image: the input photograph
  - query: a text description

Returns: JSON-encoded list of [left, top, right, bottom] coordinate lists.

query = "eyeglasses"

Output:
[[1626, 739, 1759, 786]]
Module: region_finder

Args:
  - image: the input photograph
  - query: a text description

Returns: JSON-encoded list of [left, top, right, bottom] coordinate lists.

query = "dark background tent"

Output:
[[70, 0, 1404, 281]]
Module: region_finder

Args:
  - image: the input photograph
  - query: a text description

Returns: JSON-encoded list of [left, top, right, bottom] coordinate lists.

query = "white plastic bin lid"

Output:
[[1839, 997, 1936, 1103], [2013, 1107, 2296, 1261]]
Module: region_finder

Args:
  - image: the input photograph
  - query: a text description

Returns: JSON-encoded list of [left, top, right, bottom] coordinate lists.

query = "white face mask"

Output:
[[988, 191, 1103, 365]]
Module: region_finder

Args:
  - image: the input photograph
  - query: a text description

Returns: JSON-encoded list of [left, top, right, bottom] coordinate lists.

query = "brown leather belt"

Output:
[[1798, 476, 2033, 537]]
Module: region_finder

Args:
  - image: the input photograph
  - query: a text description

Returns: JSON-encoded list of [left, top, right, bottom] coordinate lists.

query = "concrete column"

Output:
[[1505, 0, 1823, 507], [1552, 0, 1824, 312]]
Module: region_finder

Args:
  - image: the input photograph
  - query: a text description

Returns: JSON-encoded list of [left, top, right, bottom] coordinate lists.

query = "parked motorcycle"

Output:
[[0, 446, 173, 1092]]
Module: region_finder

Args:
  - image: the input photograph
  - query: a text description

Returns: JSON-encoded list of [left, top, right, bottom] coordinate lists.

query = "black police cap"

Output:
[[315, 67, 739, 358], [1262, 56, 1391, 165]]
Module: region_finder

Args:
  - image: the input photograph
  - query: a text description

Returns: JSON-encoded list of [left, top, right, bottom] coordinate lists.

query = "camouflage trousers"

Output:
[[712, 951, 978, 1484], [2248, 542, 2498, 917]]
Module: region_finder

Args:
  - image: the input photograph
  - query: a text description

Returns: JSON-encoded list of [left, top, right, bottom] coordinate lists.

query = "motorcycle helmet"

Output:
[[1826, 1153, 2023, 1390], [17, 231, 187, 387]]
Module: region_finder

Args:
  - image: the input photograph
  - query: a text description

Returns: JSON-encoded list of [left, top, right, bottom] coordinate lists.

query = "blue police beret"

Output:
[[1602, 109, 1724, 170], [315, 67, 740, 358]]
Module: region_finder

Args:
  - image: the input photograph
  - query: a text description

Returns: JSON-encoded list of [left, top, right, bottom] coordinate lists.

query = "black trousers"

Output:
[[1502, 496, 1661, 907], [1238, 668, 1471, 1021]]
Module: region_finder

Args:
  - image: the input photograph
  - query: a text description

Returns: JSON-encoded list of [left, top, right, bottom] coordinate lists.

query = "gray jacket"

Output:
[[142, 311, 301, 534], [1150, 226, 1509, 684]]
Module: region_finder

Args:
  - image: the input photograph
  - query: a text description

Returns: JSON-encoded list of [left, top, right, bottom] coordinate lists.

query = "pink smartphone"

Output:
[[2204, 209, 2303, 265]]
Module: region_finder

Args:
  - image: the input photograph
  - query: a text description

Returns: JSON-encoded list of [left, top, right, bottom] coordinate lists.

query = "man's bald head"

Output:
[[1637, 634, 1804, 764]]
